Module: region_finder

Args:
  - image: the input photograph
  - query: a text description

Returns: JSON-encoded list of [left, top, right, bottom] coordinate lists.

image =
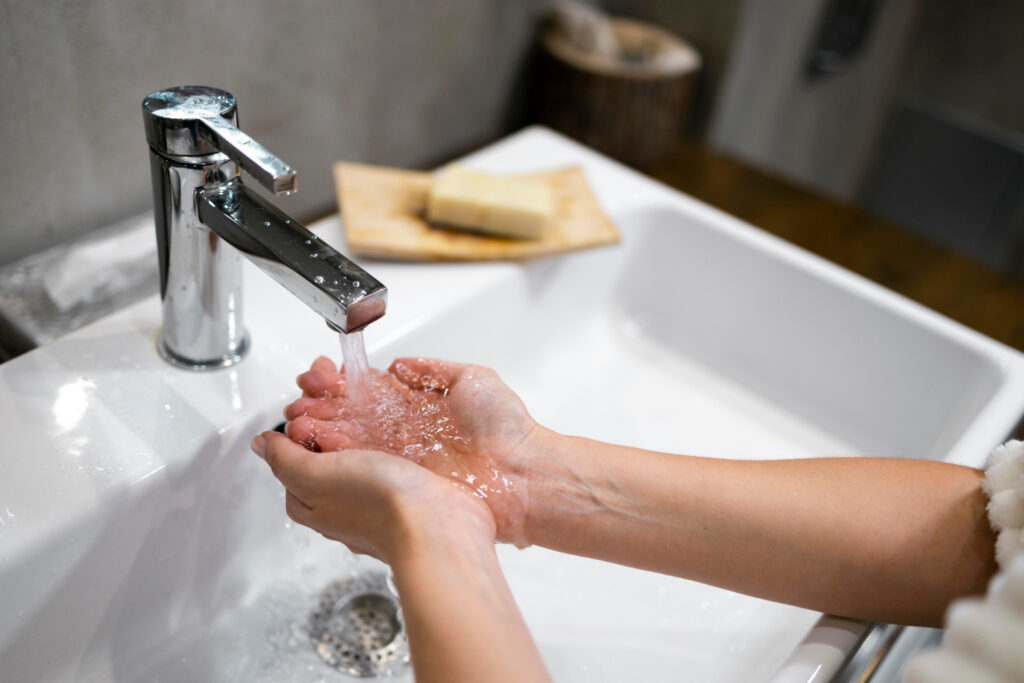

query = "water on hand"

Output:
[[320, 335, 519, 524], [338, 330, 371, 405], [330, 337, 469, 463]]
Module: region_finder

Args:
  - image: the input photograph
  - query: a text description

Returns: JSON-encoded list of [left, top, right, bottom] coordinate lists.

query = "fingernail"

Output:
[[251, 434, 267, 457]]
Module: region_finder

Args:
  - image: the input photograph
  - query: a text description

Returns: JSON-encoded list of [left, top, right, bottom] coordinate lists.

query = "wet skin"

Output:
[[283, 356, 538, 546]]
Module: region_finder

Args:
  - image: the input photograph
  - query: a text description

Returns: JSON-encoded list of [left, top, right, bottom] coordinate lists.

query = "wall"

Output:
[[708, 0, 922, 201], [857, 0, 1024, 273], [0, 0, 551, 266], [899, 0, 1024, 137]]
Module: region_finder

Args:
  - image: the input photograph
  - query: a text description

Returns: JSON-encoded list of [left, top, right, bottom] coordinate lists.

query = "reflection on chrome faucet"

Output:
[[141, 85, 386, 370]]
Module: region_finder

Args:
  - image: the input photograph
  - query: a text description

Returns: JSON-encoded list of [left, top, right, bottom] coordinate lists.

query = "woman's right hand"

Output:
[[283, 356, 550, 547]]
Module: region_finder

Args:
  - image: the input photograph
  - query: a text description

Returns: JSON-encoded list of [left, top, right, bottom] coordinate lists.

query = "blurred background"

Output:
[[1, 0, 1022, 356]]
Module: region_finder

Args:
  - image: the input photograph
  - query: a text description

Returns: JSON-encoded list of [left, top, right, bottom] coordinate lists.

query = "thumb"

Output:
[[251, 431, 319, 503]]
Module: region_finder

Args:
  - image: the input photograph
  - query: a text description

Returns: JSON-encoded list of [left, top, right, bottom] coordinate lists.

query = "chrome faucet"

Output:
[[142, 86, 385, 370]]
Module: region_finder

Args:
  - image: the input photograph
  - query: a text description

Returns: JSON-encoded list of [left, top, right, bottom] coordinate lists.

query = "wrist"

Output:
[[517, 427, 590, 549], [386, 495, 496, 569], [387, 516, 502, 603]]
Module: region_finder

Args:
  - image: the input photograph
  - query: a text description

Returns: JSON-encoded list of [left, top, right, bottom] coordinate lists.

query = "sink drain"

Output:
[[309, 571, 410, 678]]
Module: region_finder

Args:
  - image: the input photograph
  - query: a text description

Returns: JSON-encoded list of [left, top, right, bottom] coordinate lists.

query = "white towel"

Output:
[[982, 440, 1024, 570], [43, 214, 155, 311]]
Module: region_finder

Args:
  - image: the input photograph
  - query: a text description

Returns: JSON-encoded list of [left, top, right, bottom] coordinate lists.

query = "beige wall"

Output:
[[709, 0, 922, 201], [0, 0, 551, 266]]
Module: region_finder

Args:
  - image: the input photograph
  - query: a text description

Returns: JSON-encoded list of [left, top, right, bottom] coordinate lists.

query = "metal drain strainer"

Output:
[[309, 571, 410, 678]]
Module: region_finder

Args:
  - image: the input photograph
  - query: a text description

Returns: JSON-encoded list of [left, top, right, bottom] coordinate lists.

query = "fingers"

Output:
[[389, 357, 471, 392], [284, 395, 345, 421], [251, 431, 321, 502], [286, 416, 361, 453], [310, 356, 337, 375], [298, 369, 344, 398], [315, 428, 359, 452], [297, 356, 344, 397], [284, 417, 319, 450]]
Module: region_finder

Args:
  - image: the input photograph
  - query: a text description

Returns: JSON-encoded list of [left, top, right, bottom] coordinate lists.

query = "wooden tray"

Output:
[[333, 162, 619, 261]]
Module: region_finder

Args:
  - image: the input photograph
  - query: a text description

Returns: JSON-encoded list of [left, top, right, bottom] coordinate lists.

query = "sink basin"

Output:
[[3, 127, 1024, 682]]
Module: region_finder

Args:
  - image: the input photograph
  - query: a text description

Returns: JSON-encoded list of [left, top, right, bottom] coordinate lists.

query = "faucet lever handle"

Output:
[[198, 116, 298, 196]]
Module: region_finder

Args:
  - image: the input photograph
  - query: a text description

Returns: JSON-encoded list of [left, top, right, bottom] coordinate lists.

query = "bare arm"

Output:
[[391, 520, 551, 683], [521, 429, 997, 627]]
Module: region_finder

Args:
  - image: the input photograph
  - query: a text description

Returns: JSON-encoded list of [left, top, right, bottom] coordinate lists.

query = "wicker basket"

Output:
[[534, 17, 701, 168]]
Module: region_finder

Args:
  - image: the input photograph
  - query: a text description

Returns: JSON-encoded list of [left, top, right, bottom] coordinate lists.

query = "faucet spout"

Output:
[[197, 180, 386, 333], [142, 85, 387, 370]]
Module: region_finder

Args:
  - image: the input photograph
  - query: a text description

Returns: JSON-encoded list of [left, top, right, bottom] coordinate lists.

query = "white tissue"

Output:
[[549, 1, 700, 76], [550, 1, 619, 60], [44, 214, 156, 312]]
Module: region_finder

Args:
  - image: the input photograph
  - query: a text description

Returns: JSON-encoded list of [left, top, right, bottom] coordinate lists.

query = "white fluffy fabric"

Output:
[[904, 553, 1024, 681], [903, 649, 1006, 683], [983, 440, 1024, 570]]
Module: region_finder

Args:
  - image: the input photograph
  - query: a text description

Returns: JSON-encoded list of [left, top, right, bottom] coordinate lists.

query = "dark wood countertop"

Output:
[[648, 140, 1024, 354]]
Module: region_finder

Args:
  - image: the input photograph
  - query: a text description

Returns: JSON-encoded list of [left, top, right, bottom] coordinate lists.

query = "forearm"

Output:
[[390, 525, 551, 683], [523, 430, 997, 627]]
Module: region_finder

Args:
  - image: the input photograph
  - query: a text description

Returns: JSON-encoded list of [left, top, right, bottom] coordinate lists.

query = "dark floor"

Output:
[[648, 140, 1024, 354]]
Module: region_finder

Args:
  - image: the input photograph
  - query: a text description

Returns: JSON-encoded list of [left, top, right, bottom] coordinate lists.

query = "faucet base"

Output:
[[157, 331, 250, 371]]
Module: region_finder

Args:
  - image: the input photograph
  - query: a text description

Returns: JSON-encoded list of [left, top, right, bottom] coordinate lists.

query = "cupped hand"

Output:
[[251, 431, 496, 563], [283, 356, 540, 546]]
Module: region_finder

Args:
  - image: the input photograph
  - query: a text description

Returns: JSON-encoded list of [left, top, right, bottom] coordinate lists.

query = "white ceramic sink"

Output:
[[3, 127, 1024, 682]]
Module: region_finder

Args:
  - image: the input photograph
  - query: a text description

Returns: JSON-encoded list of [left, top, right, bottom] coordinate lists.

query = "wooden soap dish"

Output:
[[333, 162, 619, 261]]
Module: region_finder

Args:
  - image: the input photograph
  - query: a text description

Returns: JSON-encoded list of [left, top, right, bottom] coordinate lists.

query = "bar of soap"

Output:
[[426, 165, 555, 240]]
